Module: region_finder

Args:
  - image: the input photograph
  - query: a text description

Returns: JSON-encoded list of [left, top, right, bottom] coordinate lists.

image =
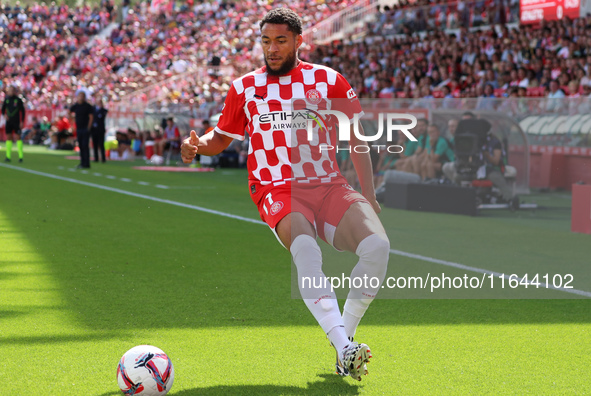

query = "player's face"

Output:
[[261, 23, 302, 76], [6, 86, 15, 96]]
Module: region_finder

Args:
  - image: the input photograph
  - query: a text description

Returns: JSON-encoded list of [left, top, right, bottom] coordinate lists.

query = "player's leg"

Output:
[[275, 212, 352, 358], [316, 186, 388, 380], [333, 202, 389, 341], [16, 130, 24, 162], [5, 132, 13, 162]]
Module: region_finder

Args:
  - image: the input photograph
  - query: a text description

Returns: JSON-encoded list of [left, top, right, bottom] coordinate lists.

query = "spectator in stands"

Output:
[[115, 130, 132, 160], [546, 79, 566, 112], [447, 118, 459, 145], [419, 123, 454, 180], [23, 116, 41, 145], [156, 116, 181, 157], [477, 83, 497, 110], [395, 118, 428, 174], [49, 116, 72, 150], [40, 116, 51, 144]]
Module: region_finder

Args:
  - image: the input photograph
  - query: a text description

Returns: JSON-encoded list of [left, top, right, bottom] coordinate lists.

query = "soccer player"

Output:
[[181, 8, 389, 381], [1, 85, 26, 162]]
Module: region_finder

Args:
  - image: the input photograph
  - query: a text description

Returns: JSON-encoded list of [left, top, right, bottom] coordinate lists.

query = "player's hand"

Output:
[[181, 130, 199, 163], [364, 193, 381, 214]]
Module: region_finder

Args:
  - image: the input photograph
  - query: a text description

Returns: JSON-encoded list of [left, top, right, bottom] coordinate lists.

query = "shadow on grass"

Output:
[[0, 332, 121, 346], [98, 374, 360, 396], [0, 165, 590, 334]]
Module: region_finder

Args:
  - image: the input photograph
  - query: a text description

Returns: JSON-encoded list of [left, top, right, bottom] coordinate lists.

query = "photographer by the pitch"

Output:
[[443, 114, 518, 209], [480, 133, 516, 207]]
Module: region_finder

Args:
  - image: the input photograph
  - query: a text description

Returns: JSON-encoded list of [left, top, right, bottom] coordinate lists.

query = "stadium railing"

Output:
[[302, 0, 379, 44]]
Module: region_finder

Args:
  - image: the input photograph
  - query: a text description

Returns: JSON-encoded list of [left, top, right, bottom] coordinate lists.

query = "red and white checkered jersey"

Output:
[[213, 61, 362, 186]]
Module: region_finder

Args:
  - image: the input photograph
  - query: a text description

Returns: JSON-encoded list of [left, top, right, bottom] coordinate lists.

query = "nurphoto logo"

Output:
[[297, 109, 418, 154]]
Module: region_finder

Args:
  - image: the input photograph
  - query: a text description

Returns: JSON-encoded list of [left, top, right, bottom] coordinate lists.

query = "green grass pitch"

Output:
[[0, 146, 590, 395]]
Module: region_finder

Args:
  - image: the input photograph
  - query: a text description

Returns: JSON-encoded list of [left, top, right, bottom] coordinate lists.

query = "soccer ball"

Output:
[[117, 345, 174, 395], [150, 155, 164, 165]]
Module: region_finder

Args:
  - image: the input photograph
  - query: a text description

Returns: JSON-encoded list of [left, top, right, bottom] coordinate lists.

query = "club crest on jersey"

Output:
[[270, 201, 284, 215], [305, 89, 322, 105]]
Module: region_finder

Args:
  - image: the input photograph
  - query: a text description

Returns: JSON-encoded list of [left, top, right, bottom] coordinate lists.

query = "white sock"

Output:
[[342, 234, 390, 339], [290, 234, 349, 351]]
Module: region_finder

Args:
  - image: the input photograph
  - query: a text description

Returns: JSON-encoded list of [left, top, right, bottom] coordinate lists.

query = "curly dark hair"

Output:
[[260, 8, 303, 35]]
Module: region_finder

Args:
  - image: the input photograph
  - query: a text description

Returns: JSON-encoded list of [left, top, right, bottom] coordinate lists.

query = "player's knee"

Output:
[[320, 298, 334, 312], [290, 234, 322, 265], [356, 234, 390, 267]]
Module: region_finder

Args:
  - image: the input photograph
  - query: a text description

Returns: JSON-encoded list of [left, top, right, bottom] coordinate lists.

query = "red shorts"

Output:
[[250, 179, 369, 246]]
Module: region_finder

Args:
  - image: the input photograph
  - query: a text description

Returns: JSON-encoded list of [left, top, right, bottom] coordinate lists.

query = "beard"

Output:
[[264, 50, 298, 76]]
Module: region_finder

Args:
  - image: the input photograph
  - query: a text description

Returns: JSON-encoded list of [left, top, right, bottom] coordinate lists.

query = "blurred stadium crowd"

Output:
[[3, 0, 591, 111], [1, 0, 591, 164]]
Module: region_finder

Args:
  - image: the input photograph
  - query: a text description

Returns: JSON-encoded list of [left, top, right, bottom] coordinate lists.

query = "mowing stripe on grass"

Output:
[[2, 163, 589, 298]]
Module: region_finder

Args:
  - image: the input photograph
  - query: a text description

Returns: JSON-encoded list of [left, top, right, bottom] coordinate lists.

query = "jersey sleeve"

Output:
[[331, 72, 364, 121], [213, 83, 247, 141]]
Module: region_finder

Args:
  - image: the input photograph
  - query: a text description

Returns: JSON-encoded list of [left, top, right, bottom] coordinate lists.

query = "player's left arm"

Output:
[[350, 123, 380, 214]]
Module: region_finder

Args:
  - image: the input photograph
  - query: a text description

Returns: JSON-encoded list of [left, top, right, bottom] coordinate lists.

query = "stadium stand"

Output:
[[1, 0, 591, 162]]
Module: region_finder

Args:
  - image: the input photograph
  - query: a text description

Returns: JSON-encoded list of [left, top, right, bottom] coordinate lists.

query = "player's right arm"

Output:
[[182, 83, 247, 163], [181, 130, 233, 163]]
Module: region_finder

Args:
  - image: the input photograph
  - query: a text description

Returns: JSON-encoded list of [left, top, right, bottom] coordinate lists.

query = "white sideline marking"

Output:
[[120, 178, 132, 182], [1, 163, 589, 298], [390, 249, 591, 298], [155, 184, 169, 189], [0, 163, 264, 225], [137, 181, 150, 186]]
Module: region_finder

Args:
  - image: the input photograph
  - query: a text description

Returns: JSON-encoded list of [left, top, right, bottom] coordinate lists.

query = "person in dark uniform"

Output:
[[70, 91, 94, 169], [1, 85, 26, 162], [91, 97, 108, 163]]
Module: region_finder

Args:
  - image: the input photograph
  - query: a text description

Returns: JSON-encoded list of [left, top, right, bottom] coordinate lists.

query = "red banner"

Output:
[[521, 0, 580, 24]]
